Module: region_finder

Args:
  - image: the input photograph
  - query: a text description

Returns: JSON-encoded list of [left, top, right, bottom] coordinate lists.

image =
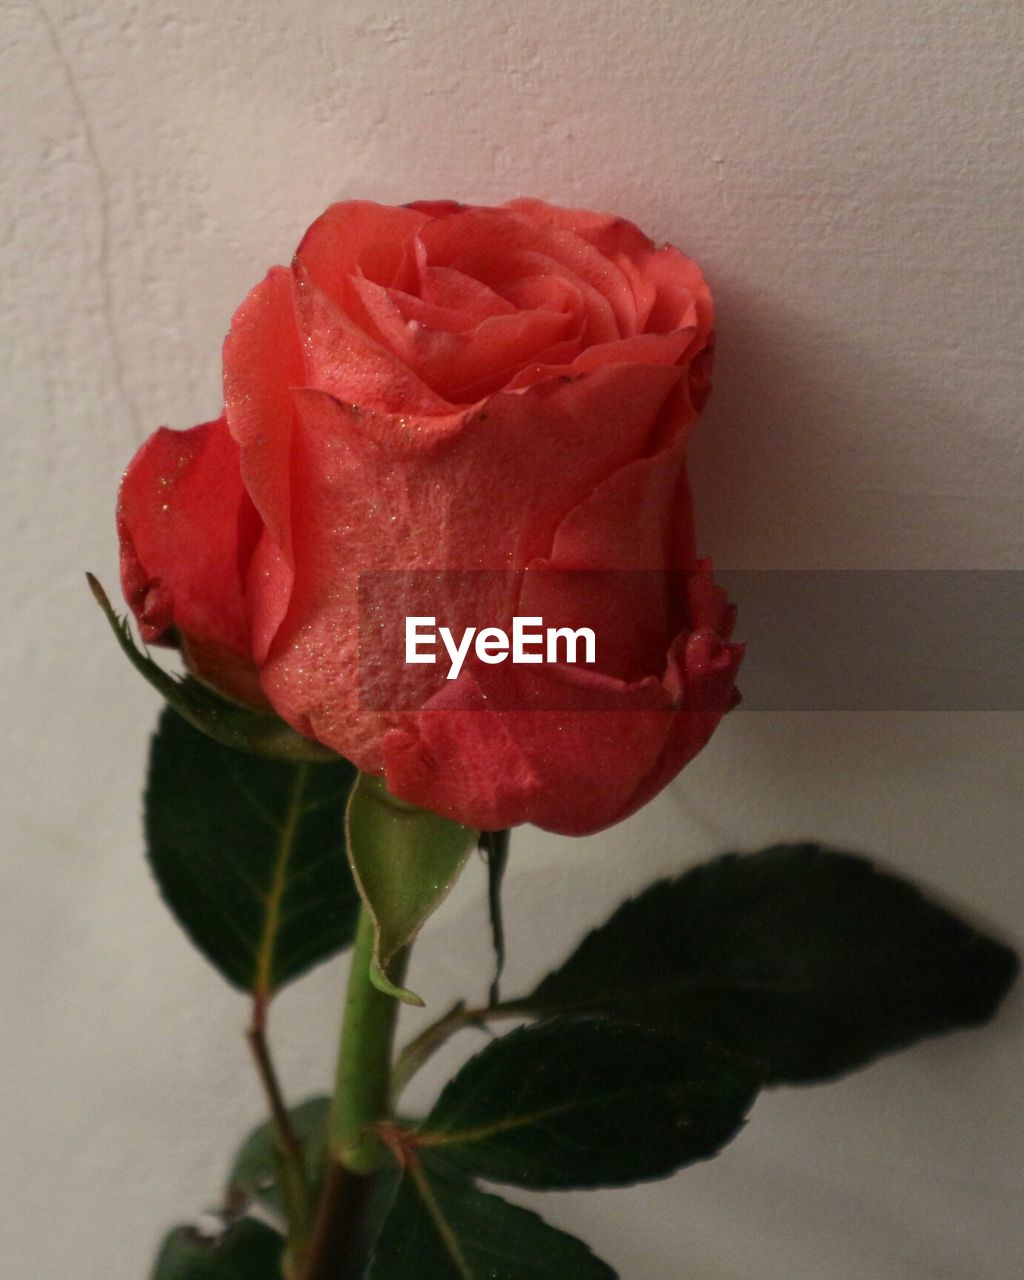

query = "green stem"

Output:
[[300, 772, 477, 1280], [331, 906, 408, 1171], [389, 1000, 470, 1106], [300, 906, 407, 1280], [390, 1000, 524, 1104]]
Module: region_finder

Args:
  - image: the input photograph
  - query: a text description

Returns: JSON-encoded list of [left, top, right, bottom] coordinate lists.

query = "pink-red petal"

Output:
[[255, 364, 685, 766], [117, 415, 259, 661], [223, 266, 305, 556]]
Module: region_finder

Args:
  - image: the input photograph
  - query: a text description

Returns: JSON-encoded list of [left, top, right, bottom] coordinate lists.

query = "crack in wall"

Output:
[[34, 0, 145, 442]]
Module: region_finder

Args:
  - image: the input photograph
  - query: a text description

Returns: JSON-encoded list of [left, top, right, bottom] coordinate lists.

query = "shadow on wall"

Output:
[[687, 286, 1019, 570]]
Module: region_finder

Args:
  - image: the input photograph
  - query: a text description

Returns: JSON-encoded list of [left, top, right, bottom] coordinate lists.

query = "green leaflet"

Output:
[[414, 1018, 759, 1189], [150, 1219, 283, 1279], [365, 1156, 617, 1280], [146, 708, 358, 996], [518, 844, 1018, 1083], [227, 1097, 330, 1220]]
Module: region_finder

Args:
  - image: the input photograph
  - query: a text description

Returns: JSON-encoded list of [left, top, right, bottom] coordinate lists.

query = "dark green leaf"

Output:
[[151, 1219, 282, 1279], [90, 574, 337, 764], [346, 774, 477, 1005], [146, 707, 359, 996], [227, 1097, 329, 1219], [518, 844, 1018, 1083], [365, 1155, 616, 1279], [415, 1019, 757, 1189]]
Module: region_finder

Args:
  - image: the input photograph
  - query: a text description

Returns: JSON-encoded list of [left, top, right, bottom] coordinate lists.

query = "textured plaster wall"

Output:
[[1, 1, 1021, 1277]]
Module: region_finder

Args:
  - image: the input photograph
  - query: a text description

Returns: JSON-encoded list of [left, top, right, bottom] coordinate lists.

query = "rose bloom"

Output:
[[118, 198, 741, 835]]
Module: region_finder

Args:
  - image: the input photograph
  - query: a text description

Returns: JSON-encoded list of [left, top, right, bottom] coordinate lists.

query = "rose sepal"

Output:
[[87, 573, 338, 764], [345, 773, 478, 1006]]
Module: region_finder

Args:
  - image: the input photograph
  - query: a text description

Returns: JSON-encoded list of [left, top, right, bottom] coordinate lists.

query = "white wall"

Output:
[[2, 2, 1021, 1277]]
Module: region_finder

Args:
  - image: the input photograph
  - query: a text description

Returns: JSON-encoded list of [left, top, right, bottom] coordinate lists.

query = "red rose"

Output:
[[118, 198, 741, 835]]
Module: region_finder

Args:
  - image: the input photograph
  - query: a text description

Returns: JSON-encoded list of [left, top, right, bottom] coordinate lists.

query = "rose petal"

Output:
[[612, 251, 658, 330], [294, 264, 458, 414], [246, 527, 295, 668], [380, 660, 674, 835], [222, 266, 304, 556], [375, 286, 483, 336], [496, 271, 585, 319], [381, 565, 741, 835], [117, 415, 259, 660], [624, 572, 743, 819], [517, 442, 689, 681], [504, 197, 656, 262], [644, 243, 714, 336], [417, 262, 520, 324], [502, 330, 692, 392], [506, 203, 712, 360], [350, 274, 576, 402], [405, 198, 466, 219], [297, 199, 429, 299], [418, 208, 634, 341], [256, 363, 684, 767]]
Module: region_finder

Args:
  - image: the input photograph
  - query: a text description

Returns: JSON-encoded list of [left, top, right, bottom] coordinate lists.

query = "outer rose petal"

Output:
[[246, 528, 294, 668], [518, 442, 690, 683], [222, 266, 304, 665], [255, 363, 685, 770], [223, 266, 304, 557], [117, 415, 262, 699], [644, 245, 714, 339], [381, 664, 671, 835], [378, 498, 740, 834], [625, 569, 743, 819], [380, 587, 740, 835]]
